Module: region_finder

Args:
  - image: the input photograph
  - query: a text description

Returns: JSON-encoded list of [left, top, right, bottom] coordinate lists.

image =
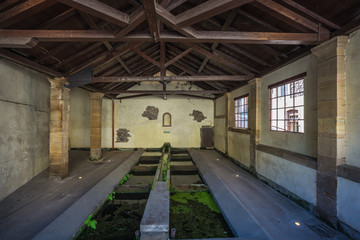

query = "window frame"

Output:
[[268, 72, 306, 134], [234, 94, 249, 129]]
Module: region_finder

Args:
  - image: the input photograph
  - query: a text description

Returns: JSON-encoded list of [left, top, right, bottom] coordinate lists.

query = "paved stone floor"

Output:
[[0, 150, 135, 240]]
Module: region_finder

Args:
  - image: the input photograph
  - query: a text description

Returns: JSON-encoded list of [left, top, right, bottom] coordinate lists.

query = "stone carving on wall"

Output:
[[116, 129, 131, 142], [189, 110, 207, 122], [142, 106, 159, 120]]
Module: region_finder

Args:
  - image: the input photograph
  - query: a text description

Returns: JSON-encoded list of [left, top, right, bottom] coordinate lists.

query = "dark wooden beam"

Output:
[[105, 90, 226, 94], [0, 49, 62, 77], [198, 8, 237, 73], [143, 0, 160, 41], [0, 30, 328, 44], [37, 8, 76, 29], [0, 0, 55, 28], [165, 47, 192, 67], [37, 43, 69, 63], [156, 4, 197, 38], [57, 0, 130, 27], [237, 9, 281, 32], [92, 75, 248, 83], [115, 7, 146, 38], [117, 94, 153, 100], [160, 42, 166, 76], [279, 0, 340, 30], [175, 0, 252, 27], [130, 46, 160, 67], [167, 0, 188, 11], [256, 0, 330, 35], [213, 49, 259, 73], [0, 0, 22, 11], [223, 44, 271, 66]]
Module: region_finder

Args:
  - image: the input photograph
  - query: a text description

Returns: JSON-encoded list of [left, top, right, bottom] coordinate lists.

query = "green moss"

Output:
[[170, 192, 221, 213]]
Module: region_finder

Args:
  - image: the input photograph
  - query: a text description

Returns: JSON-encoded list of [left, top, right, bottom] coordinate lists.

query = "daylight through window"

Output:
[[235, 94, 248, 129], [269, 73, 305, 133]]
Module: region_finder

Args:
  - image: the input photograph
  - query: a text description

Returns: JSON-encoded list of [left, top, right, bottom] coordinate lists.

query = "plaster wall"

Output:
[[260, 55, 318, 158], [214, 96, 226, 152], [228, 131, 250, 167], [69, 88, 90, 148], [0, 59, 49, 201], [256, 151, 317, 204], [337, 177, 360, 232]]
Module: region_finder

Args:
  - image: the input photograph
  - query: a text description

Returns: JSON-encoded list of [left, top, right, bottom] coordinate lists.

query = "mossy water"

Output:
[[76, 200, 146, 240], [170, 192, 233, 239]]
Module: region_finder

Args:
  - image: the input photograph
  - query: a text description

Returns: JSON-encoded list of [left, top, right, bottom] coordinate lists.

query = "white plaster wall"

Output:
[[69, 88, 90, 148], [260, 55, 318, 158], [256, 151, 317, 204], [0, 59, 49, 201], [345, 30, 360, 168], [337, 177, 360, 231], [228, 131, 251, 167]]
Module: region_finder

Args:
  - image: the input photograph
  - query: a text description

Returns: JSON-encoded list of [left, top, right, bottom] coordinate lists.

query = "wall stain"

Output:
[[190, 110, 207, 122], [116, 129, 131, 142], [142, 106, 159, 120]]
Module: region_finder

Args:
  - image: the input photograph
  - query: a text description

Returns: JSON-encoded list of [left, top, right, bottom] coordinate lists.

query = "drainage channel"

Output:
[[74, 144, 234, 240]]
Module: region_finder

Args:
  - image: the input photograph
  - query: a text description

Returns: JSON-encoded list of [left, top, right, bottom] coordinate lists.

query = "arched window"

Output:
[[162, 112, 171, 127]]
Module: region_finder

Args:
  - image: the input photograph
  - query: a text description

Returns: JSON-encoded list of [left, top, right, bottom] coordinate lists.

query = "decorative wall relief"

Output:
[[142, 106, 159, 120], [116, 129, 131, 142], [190, 110, 207, 122]]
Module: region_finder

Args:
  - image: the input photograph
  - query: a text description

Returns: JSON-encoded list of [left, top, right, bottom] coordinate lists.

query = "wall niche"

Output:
[[162, 112, 172, 127]]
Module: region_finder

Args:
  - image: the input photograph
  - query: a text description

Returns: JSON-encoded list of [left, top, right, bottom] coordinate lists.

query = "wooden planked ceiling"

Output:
[[0, 0, 359, 99]]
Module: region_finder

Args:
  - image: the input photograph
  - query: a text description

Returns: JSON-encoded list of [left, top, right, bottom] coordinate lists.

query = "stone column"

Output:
[[249, 78, 261, 172], [311, 36, 348, 227], [225, 93, 231, 155], [48, 77, 70, 179], [89, 92, 104, 160]]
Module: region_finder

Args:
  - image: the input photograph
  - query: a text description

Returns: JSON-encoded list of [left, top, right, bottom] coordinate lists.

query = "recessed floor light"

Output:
[[235, 174, 239, 178], [78, 176, 82, 179], [294, 221, 301, 226]]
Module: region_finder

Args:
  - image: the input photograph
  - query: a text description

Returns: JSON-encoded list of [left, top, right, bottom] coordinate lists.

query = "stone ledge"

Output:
[[337, 164, 360, 183], [228, 127, 251, 135]]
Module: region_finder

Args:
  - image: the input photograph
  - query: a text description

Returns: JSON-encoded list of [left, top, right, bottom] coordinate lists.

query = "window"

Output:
[[162, 112, 171, 127], [269, 73, 305, 133], [234, 94, 248, 128]]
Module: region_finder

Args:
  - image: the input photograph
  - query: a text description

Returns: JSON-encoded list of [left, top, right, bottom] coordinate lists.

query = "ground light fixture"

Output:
[[294, 221, 301, 227], [78, 176, 82, 180]]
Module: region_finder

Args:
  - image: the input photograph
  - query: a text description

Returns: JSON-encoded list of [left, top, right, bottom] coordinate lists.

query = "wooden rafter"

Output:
[[57, 0, 130, 27], [143, 0, 160, 41], [175, 0, 253, 27], [0, 0, 55, 28], [115, 7, 146, 38], [37, 8, 76, 29], [104, 90, 226, 94], [165, 47, 192, 68], [130, 46, 160, 67]]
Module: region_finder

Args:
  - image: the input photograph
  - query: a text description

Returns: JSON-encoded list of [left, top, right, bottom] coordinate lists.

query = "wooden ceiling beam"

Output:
[[213, 49, 259, 73], [175, 0, 252, 27], [166, 0, 188, 11], [80, 13, 132, 74], [0, 30, 327, 44], [143, 0, 160, 41], [222, 44, 271, 66], [37, 8, 76, 29], [92, 75, 247, 83], [130, 46, 160, 67], [156, 4, 197, 38], [164, 47, 192, 67], [160, 42, 166, 76], [198, 8, 237, 73], [255, 0, 330, 35], [237, 9, 281, 32], [0, 49, 62, 77], [279, 0, 340, 30], [37, 43, 69, 62], [56, 0, 130, 27], [0, 0, 56, 28], [0, 0, 22, 11], [115, 7, 146, 38]]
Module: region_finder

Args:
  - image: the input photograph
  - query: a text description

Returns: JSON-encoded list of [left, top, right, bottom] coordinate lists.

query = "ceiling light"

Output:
[[294, 221, 301, 227], [78, 176, 82, 179]]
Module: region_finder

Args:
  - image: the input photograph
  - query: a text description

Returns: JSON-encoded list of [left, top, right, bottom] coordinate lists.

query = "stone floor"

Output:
[[0, 150, 135, 240]]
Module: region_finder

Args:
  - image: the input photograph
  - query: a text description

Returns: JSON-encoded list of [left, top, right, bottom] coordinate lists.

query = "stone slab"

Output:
[[32, 149, 144, 240], [140, 182, 169, 233]]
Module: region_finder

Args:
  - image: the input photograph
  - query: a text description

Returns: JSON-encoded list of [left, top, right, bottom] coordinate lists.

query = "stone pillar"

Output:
[[89, 92, 104, 160], [249, 78, 261, 172], [225, 93, 231, 155], [311, 36, 348, 227], [48, 77, 70, 179]]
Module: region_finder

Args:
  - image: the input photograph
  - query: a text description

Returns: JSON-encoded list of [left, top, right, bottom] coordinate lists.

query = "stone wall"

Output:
[[0, 59, 49, 201]]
